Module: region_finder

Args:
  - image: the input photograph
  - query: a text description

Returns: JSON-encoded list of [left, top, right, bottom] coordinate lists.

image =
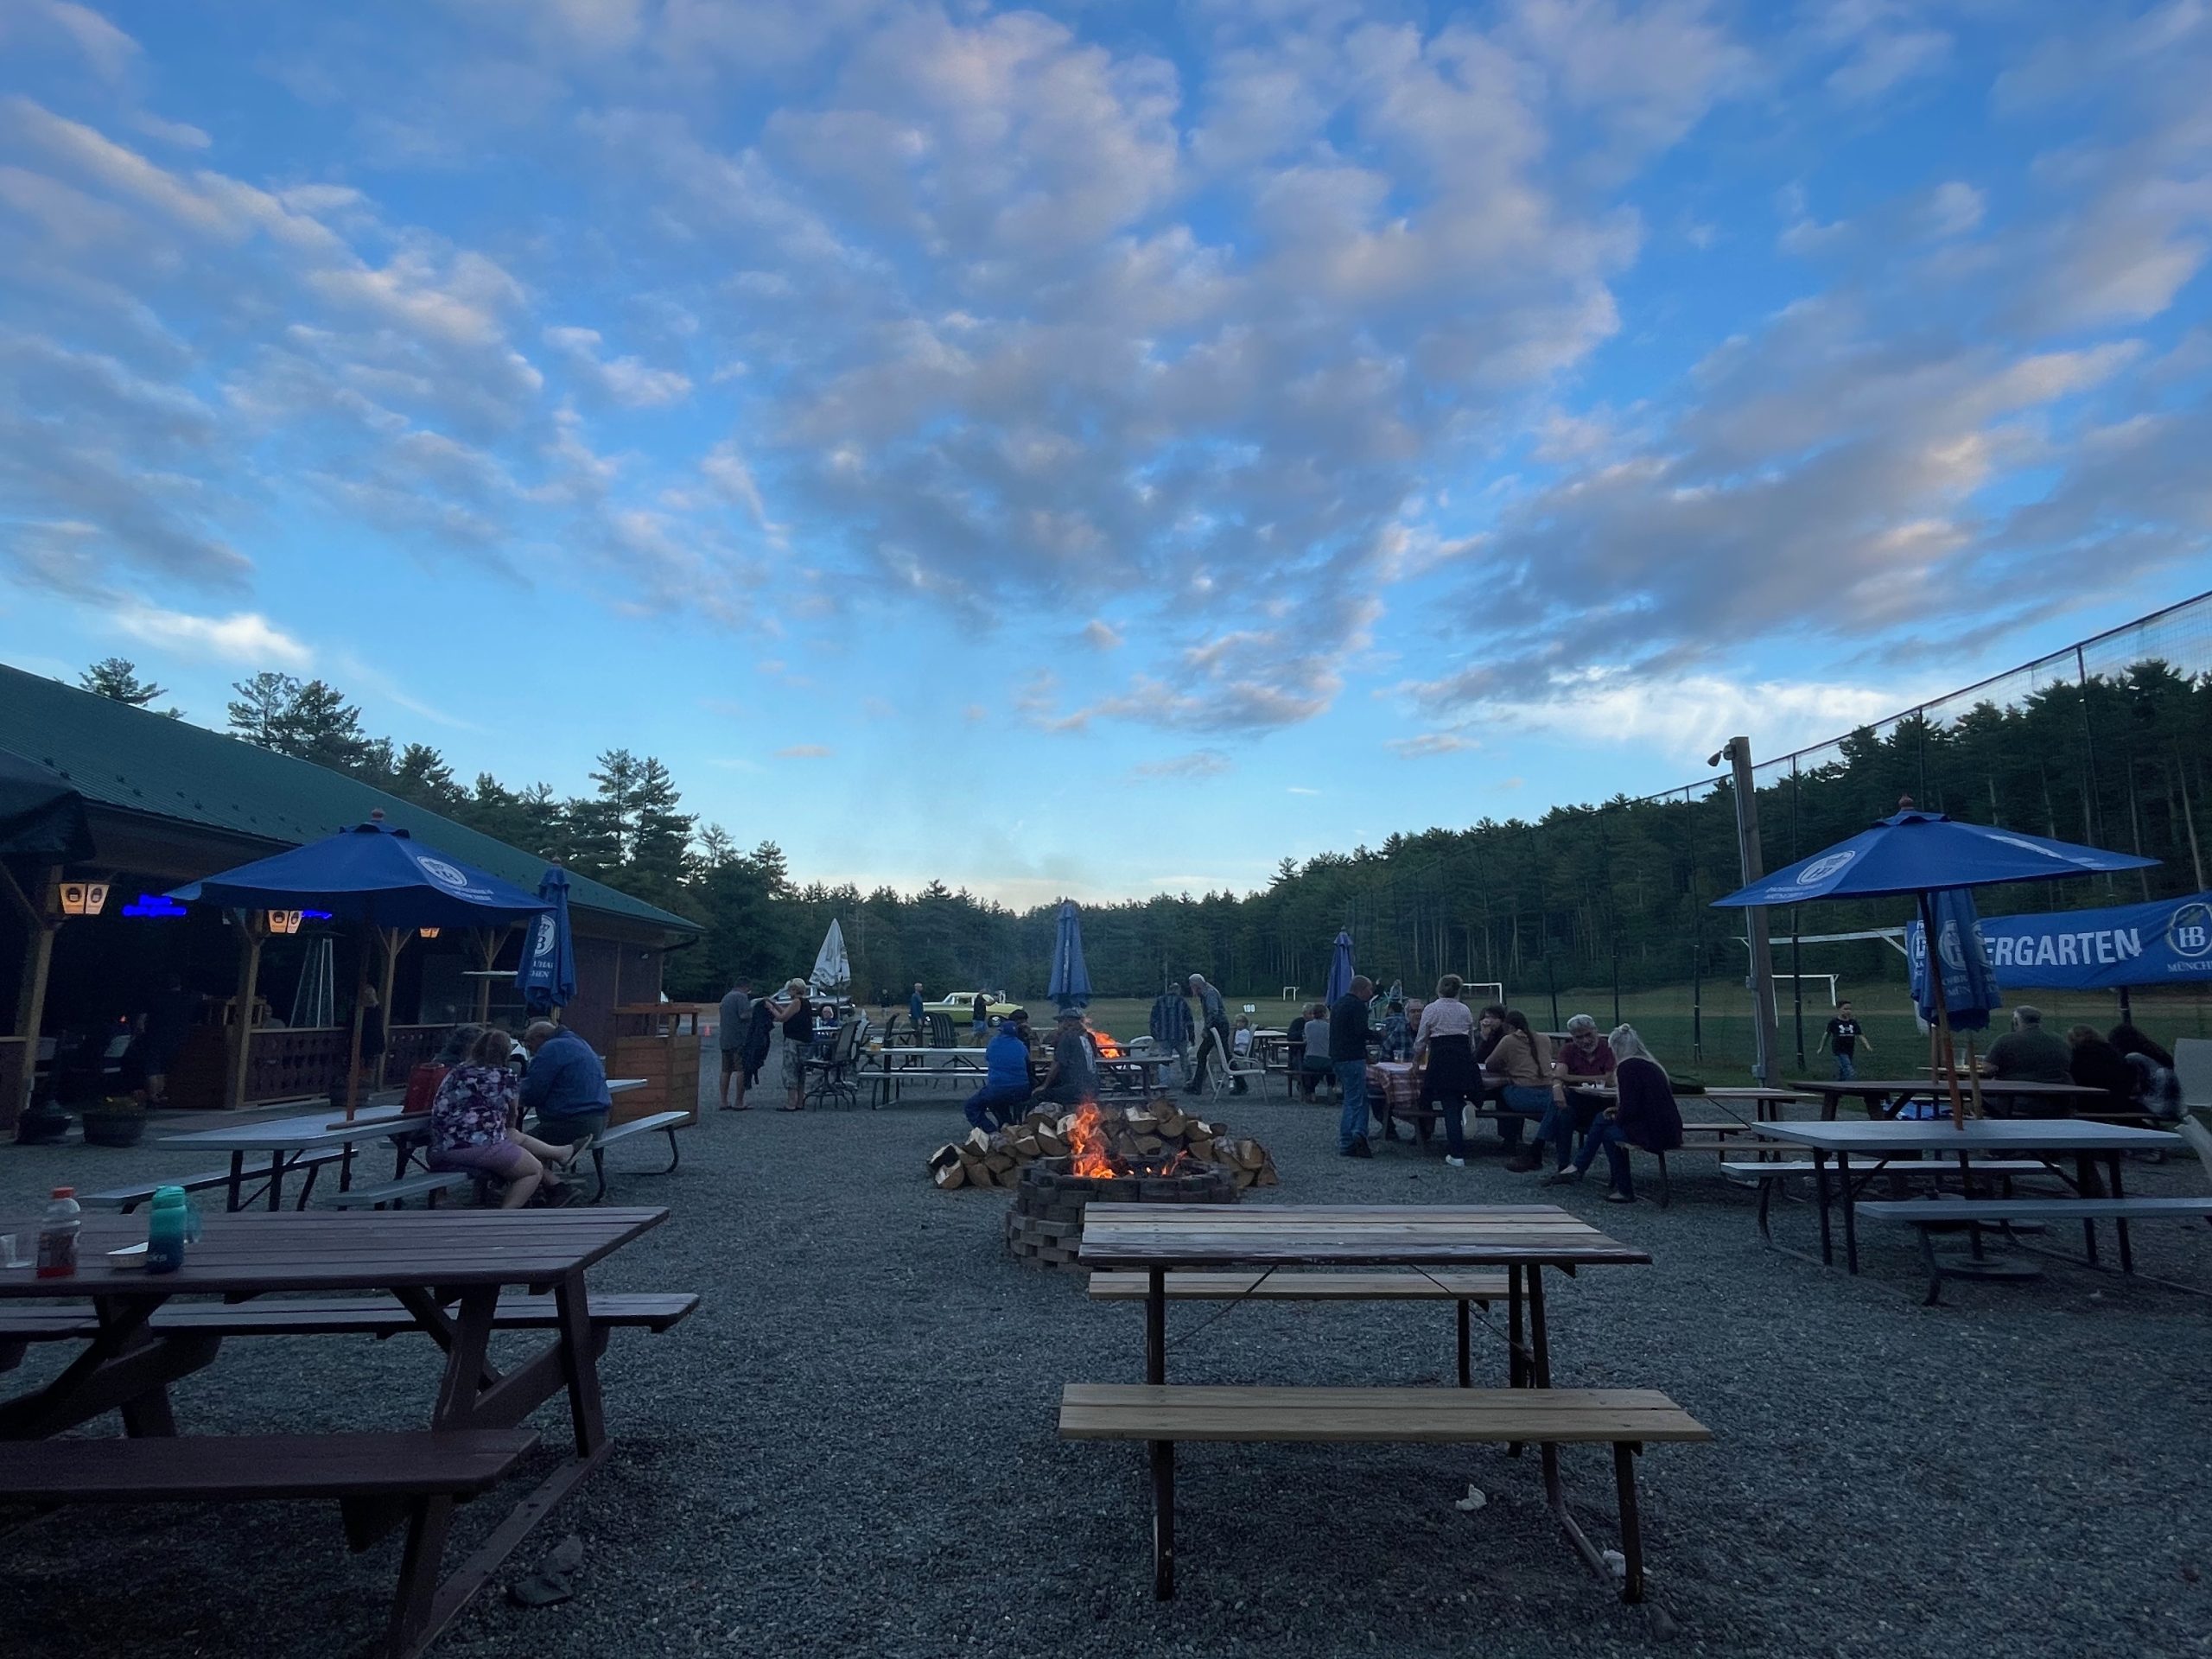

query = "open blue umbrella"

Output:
[[1713, 804, 2153, 1123], [1325, 930, 1355, 1005], [173, 813, 548, 1114], [1048, 900, 1092, 1012], [515, 865, 577, 1017]]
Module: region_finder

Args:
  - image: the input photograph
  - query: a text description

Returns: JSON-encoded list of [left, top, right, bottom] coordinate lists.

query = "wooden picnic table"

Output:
[[1749, 1117, 2180, 1274], [0, 1206, 670, 1651], [158, 1081, 646, 1211], [1788, 1077, 2109, 1121]]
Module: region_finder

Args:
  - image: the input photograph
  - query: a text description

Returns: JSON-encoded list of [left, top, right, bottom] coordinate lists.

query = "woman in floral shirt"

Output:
[[428, 1027, 589, 1208]]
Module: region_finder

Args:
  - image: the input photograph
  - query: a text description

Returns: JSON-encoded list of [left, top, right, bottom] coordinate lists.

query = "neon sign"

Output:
[[121, 893, 187, 918]]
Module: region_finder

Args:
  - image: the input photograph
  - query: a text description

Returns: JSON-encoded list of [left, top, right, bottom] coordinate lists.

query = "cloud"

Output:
[[112, 606, 312, 669], [1286, 785, 1320, 797], [1386, 732, 1478, 759], [0, 2, 140, 80], [776, 743, 834, 759], [1132, 748, 1231, 779], [544, 325, 692, 408], [1082, 619, 1123, 651]]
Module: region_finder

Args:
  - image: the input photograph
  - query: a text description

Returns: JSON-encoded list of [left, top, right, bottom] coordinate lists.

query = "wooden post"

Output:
[[1723, 739, 1783, 1086], [3, 866, 60, 1128], [341, 931, 372, 1122], [470, 929, 505, 1023], [226, 910, 269, 1112]]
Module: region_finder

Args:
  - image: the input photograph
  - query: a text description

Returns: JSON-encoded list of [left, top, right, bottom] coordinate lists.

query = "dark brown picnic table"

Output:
[[0, 1207, 669, 1652]]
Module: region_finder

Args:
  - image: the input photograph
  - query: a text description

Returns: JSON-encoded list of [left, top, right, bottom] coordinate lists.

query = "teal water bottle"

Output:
[[145, 1185, 199, 1274]]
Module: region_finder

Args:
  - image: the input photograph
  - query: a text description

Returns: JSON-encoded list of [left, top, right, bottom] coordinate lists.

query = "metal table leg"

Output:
[[1813, 1151, 1834, 1266], [1839, 1153, 1859, 1273]]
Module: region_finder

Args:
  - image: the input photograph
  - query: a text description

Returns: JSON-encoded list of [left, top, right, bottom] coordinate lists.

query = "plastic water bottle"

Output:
[[35, 1187, 81, 1280], [146, 1185, 195, 1274]]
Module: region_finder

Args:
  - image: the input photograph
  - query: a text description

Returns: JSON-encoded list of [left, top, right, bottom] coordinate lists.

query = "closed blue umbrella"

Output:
[[515, 865, 577, 1017], [1325, 931, 1355, 1005], [1713, 804, 2153, 1124], [1048, 900, 1092, 1012], [1907, 887, 2002, 1033]]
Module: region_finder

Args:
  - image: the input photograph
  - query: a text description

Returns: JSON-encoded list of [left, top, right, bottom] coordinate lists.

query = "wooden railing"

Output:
[[241, 1023, 454, 1104]]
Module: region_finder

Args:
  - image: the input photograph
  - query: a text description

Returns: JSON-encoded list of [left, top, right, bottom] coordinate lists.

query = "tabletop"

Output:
[[0, 1207, 668, 1297], [1789, 1077, 2104, 1098], [1753, 1119, 2180, 1154], [158, 1080, 648, 1151], [1077, 1204, 1651, 1269]]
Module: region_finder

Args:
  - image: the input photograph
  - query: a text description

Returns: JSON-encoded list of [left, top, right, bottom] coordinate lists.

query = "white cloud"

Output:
[[776, 743, 834, 759], [1133, 748, 1231, 779], [112, 606, 312, 669], [1386, 732, 1478, 759], [1082, 620, 1123, 651], [545, 324, 692, 408]]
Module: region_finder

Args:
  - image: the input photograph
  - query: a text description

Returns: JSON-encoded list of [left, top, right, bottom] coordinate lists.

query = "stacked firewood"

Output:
[[926, 1098, 1280, 1192]]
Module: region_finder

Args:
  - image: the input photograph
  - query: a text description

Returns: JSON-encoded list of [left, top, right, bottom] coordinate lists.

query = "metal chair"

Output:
[[803, 1020, 864, 1110]]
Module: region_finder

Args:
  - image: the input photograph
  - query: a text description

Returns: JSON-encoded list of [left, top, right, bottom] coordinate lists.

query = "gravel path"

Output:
[[3, 1052, 2209, 1658]]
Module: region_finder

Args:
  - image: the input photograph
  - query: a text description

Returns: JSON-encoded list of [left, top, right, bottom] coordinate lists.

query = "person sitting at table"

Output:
[[762, 978, 815, 1111], [1414, 975, 1478, 1166], [519, 1019, 616, 1143], [1031, 1008, 1100, 1109], [1983, 1004, 2071, 1114], [429, 1027, 587, 1209], [1232, 1014, 1255, 1060], [1535, 1014, 1617, 1173], [2110, 1023, 2183, 1119], [404, 1022, 482, 1116], [964, 1009, 1035, 1130], [1300, 1003, 1333, 1099], [1491, 1011, 1559, 1173], [1551, 1026, 1683, 1203], [2065, 1024, 2135, 1110]]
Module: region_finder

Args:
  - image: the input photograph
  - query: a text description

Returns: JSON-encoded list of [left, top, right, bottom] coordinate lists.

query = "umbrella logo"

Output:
[[1938, 921, 1966, 970], [532, 915, 557, 958], [1796, 851, 1857, 886], [2168, 901, 2212, 963], [413, 855, 473, 891]]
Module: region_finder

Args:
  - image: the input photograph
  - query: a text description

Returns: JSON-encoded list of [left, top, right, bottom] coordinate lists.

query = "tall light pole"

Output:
[[1712, 736, 1782, 1085]]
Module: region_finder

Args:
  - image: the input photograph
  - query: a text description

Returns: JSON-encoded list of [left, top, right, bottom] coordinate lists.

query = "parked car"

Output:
[[925, 991, 1020, 1022]]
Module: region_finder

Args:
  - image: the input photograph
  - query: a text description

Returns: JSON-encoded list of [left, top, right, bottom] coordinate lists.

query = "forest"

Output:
[[74, 645, 2212, 1007]]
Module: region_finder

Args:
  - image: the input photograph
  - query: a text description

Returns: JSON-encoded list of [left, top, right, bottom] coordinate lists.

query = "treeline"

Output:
[[77, 656, 2212, 1006]]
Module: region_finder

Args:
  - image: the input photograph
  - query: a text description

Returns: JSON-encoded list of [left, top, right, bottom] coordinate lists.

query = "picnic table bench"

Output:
[[0, 1429, 539, 1658], [1061, 1384, 1710, 1605], [80, 1148, 351, 1214], [1088, 1269, 1509, 1387], [1857, 1195, 2212, 1302], [581, 1110, 686, 1202]]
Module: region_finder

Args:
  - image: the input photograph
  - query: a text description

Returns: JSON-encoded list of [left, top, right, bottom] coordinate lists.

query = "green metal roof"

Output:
[[0, 662, 697, 936]]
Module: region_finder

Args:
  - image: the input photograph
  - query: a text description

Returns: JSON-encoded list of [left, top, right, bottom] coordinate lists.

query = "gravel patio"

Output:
[[3, 1049, 2209, 1659]]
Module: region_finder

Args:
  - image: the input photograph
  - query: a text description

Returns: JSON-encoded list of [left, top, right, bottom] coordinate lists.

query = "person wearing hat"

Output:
[[964, 1007, 1036, 1131], [1031, 1007, 1101, 1109]]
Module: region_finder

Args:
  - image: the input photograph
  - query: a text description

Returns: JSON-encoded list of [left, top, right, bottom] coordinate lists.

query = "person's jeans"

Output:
[[1438, 1091, 1470, 1159], [963, 1083, 1030, 1132], [1535, 1095, 1580, 1170], [1834, 1052, 1856, 1082], [1336, 1060, 1370, 1150], [1495, 1085, 1549, 1148], [535, 1109, 607, 1148], [1573, 1116, 1633, 1198], [1186, 1024, 1236, 1091]]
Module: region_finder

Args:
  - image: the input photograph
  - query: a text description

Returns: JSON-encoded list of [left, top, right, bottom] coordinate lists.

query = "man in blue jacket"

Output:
[[520, 1020, 615, 1147], [963, 1008, 1035, 1131]]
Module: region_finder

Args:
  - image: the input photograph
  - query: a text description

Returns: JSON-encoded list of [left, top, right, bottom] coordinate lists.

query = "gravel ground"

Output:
[[3, 1047, 2210, 1659]]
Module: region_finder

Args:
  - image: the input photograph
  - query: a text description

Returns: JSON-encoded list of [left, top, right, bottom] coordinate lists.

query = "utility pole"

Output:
[[1718, 736, 1783, 1085]]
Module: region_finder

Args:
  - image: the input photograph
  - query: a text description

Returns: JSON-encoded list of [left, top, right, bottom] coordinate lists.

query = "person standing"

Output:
[[1332, 976, 1376, 1156], [518, 1019, 615, 1148], [136, 975, 203, 1107], [1148, 981, 1193, 1071], [718, 978, 755, 1110], [908, 982, 926, 1039], [1818, 1000, 1871, 1081], [1183, 974, 1240, 1095], [767, 978, 816, 1111], [358, 984, 387, 1090], [1414, 975, 1478, 1166], [970, 991, 990, 1046]]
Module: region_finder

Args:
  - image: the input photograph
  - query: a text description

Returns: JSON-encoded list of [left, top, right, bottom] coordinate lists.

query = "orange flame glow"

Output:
[[1067, 1099, 1117, 1178]]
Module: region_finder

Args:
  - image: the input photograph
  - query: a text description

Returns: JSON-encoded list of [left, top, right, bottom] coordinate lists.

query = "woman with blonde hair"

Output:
[[766, 976, 816, 1111], [1549, 1024, 1683, 1203]]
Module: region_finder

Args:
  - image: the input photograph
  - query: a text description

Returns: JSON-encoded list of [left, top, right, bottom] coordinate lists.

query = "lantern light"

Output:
[[417, 927, 441, 940], [58, 881, 110, 917], [265, 910, 304, 936]]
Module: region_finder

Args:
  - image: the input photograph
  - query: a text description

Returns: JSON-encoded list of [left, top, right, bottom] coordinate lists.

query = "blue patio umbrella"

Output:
[[1048, 900, 1092, 1012], [1325, 930, 1355, 1005], [1907, 887, 2002, 1034], [1713, 803, 2153, 1123], [173, 812, 548, 1114], [515, 865, 577, 1017]]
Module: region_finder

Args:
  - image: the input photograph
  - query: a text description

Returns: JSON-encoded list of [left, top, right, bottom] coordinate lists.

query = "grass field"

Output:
[[1057, 982, 2212, 1090]]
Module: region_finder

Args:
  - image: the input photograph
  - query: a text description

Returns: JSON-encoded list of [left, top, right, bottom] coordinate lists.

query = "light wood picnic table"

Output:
[[0, 1206, 669, 1649], [1750, 1117, 2180, 1272]]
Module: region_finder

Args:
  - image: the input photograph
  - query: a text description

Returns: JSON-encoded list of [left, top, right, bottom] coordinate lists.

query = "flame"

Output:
[[1090, 1026, 1125, 1059], [1067, 1099, 1118, 1178]]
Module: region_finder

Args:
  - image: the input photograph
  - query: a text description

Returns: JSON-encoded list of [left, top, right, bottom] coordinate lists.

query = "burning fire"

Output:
[[1067, 1100, 1117, 1178], [1089, 1025, 1125, 1059]]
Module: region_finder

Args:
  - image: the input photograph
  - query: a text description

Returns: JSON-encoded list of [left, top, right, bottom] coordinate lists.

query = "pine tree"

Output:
[[226, 672, 298, 748], [391, 743, 461, 808], [79, 658, 175, 713]]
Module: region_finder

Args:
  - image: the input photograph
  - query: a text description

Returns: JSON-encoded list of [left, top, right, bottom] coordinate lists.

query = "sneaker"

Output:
[[1503, 1155, 1541, 1173], [1603, 1191, 1635, 1205], [1341, 1138, 1374, 1159], [1443, 1155, 1465, 1168], [1541, 1166, 1583, 1186]]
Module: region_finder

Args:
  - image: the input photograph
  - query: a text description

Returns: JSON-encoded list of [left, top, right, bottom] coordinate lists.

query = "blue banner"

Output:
[[1908, 893, 2212, 991]]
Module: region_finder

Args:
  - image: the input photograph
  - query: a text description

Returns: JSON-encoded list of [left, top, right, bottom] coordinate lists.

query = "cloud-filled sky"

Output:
[[1, 0, 2206, 904]]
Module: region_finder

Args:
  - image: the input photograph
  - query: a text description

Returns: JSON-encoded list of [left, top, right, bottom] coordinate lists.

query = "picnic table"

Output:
[[1069, 1205, 1698, 1603], [0, 1206, 677, 1656], [1748, 1117, 2184, 1281], [156, 1081, 647, 1211], [1788, 1077, 2110, 1121]]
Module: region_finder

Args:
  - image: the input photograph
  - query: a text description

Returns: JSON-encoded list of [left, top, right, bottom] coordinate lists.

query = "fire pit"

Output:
[[1003, 1102, 1238, 1271]]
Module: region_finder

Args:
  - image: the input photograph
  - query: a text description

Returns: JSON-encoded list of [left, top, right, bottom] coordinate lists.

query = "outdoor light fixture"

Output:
[[58, 881, 110, 917], [266, 909, 304, 935], [418, 927, 441, 939]]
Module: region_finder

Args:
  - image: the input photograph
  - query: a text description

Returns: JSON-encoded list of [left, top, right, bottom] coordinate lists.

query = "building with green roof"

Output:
[[0, 663, 697, 1117]]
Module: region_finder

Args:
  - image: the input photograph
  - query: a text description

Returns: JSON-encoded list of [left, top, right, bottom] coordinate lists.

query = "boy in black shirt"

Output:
[[1819, 1000, 1871, 1081]]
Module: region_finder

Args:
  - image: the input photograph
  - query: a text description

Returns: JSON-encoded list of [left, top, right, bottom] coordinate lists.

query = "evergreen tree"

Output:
[[79, 658, 176, 714]]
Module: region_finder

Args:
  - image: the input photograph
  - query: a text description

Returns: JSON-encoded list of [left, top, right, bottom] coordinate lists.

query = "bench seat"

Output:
[[1722, 1159, 2052, 1182], [581, 1111, 688, 1203], [79, 1148, 348, 1214], [326, 1170, 474, 1210], [0, 1291, 700, 1351], [0, 1428, 537, 1658], [1060, 1383, 1709, 1604], [1857, 1196, 2212, 1303]]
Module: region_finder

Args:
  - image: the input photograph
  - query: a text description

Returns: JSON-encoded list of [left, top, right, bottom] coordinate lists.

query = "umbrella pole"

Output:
[[342, 933, 369, 1122], [1965, 1037, 1986, 1119], [1919, 893, 1967, 1131]]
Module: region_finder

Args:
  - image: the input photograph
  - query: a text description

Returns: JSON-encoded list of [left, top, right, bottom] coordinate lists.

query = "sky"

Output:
[[0, 0, 2207, 907]]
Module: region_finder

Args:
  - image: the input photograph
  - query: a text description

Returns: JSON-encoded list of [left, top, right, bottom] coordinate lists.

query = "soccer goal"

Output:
[[1466, 981, 1505, 1008], [1770, 972, 1839, 1009]]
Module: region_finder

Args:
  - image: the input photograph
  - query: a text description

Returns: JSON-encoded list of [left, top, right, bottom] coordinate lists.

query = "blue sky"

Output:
[[1, 0, 2206, 905]]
